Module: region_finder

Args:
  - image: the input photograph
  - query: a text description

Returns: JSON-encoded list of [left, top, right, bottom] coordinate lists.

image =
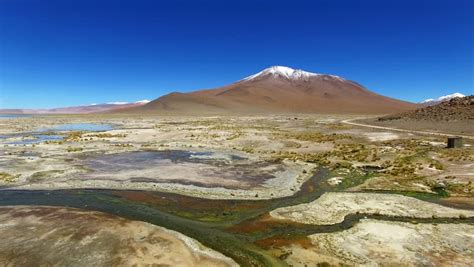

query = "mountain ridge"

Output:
[[381, 95, 473, 122], [0, 100, 150, 114], [420, 93, 466, 106]]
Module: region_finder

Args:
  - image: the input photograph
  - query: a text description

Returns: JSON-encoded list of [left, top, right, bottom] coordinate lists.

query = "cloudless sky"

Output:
[[0, 0, 472, 108]]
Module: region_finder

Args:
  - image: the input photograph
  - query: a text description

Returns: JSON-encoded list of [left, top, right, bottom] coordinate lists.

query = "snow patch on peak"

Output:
[[262, 66, 301, 77], [420, 99, 434, 104], [106, 100, 150, 105], [134, 99, 151, 104], [421, 93, 466, 104], [107, 101, 129, 105], [437, 93, 465, 101], [242, 66, 345, 82]]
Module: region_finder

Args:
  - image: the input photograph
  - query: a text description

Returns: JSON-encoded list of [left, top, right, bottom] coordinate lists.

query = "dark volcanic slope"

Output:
[[123, 66, 418, 115], [379, 95, 474, 122]]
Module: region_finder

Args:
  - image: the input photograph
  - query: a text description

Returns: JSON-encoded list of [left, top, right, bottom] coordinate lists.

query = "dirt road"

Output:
[[342, 119, 474, 140]]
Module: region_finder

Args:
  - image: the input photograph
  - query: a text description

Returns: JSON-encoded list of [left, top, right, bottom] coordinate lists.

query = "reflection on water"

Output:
[[40, 123, 114, 132], [0, 114, 32, 119], [7, 134, 64, 145], [1, 123, 114, 145]]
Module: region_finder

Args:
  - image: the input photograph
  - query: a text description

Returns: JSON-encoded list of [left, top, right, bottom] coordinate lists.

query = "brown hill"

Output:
[[366, 95, 474, 135], [122, 66, 419, 115], [379, 95, 474, 122]]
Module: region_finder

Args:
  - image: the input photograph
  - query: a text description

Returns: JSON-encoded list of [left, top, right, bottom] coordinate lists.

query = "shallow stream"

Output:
[[0, 167, 471, 266]]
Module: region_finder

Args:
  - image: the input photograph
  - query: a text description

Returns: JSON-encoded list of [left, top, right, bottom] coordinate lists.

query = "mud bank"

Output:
[[0, 206, 237, 267], [270, 192, 474, 225]]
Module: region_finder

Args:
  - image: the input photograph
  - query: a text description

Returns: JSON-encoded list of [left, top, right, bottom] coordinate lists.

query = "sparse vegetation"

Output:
[[28, 170, 65, 182], [0, 172, 19, 182], [280, 131, 351, 143], [110, 143, 133, 148], [88, 133, 127, 138], [439, 148, 473, 161], [65, 131, 83, 142], [66, 146, 83, 152]]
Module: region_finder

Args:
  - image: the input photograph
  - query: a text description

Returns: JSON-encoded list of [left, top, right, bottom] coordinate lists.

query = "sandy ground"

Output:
[[363, 131, 400, 142], [270, 192, 474, 225], [1, 114, 473, 199], [282, 219, 474, 266], [0, 206, 238, 267]]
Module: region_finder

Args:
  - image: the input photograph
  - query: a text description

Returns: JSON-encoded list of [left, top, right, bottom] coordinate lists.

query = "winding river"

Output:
[[0, 167, 472, 266]]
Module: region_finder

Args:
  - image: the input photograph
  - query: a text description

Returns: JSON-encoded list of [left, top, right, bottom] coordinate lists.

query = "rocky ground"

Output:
[[381, 95, 473, 122], [368, 95, 474, 134], [270, 192, 474, 266], [282, 219, 474, 266], [270, 192, 474, 225], [269, 192, 474, 266]]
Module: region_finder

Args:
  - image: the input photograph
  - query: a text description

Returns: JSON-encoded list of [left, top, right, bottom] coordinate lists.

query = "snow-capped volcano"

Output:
[[127, 66, 417, 115], [242, 66, 344, 81], [421, 93, 466, 105]]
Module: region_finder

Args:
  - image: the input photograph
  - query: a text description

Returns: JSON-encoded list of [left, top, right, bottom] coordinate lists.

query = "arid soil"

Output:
[[0, 114, 473, 266], [1, 114, 473, 199], [0, 206, 237, 267]]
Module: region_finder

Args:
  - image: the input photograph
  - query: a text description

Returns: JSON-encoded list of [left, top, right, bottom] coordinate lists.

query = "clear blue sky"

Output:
[[0, 0, 472, 109]]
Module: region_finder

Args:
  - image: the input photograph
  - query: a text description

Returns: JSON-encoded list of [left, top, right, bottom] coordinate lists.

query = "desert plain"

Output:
[[0, 113, 472, 266]]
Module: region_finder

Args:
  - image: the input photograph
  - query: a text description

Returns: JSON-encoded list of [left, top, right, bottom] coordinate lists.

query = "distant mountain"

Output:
[[0, 100, 150, 114], [420, 93, 466, 106], [123, 66, 418, 115]]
